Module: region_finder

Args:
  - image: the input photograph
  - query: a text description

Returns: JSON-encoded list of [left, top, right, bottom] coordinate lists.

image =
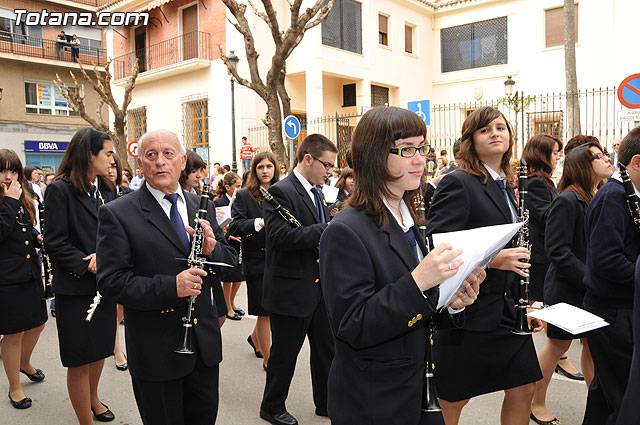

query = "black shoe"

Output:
[[315, 407, 328, 417], [555, 364, 584, 381], [92, 403, 115, 422], [263, 363, 267, 372], [51, 310, 56, 317], [226, 313, 242, 321], [259, 408, 298, 425], [8, 392, 31, 409], [247, 335, 264, 358], [19, 368, 45, 382], [234, 308, 246, 316], [530, 412, 561, 425], [115, 362, 128, 371]]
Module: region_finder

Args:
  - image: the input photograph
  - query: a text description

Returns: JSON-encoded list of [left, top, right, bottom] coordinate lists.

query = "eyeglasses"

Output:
[[389, 145, 430, 158], [592, 153, 609, 161], [311, 155, 334, 171]]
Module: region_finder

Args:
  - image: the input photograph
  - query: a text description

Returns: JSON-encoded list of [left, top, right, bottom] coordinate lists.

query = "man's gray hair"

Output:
[[138, 130, 186, 155]]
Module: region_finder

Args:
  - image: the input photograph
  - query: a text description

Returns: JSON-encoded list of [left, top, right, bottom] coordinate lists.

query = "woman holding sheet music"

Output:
[[319, 106, 483, 425], [530, 141, 611, 425], [425, 107, 543, 425]]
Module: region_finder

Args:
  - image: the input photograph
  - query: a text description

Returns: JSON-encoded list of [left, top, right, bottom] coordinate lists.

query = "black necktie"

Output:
[[89, 185, 99, 211], [404, 228, 419, 263], [495, 179, 514, 222], [164, 193, 190, 252], [311, 187, 326, 223]]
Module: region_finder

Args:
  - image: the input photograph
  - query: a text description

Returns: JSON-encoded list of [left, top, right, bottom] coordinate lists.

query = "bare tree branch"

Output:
[[246, 0, 269, 24]]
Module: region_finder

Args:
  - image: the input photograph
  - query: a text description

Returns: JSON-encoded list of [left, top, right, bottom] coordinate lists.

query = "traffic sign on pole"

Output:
[[283, 115, 301, 139], [127, 140, 139, 158], [407, 100, 431, 126], [618, 74, 640, 109]]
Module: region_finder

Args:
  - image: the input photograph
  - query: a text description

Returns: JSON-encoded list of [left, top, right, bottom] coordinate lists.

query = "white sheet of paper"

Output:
[[527, 303, 609, 334], [322, 185, 340, 203], [215, 205, 231, 226], [432, 222, 523, 309]]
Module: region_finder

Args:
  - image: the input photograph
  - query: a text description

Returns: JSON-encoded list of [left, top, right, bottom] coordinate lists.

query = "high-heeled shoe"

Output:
[[8, 392, 31, 409], [247, 335, 263, 358], [19, 368, 45, 382]]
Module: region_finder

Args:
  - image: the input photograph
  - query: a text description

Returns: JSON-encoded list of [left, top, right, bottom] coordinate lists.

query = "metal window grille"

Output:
[[441, 16, 507, 73], [182, 99, 209, 150], [127, 107, 147, 142], [321, 0, 362, 54], [530, 111, 564, 140], [371, 85, 389, 107], [343, 84, 356, 107]]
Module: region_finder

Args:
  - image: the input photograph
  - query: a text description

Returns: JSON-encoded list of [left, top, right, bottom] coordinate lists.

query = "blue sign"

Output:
[[283, 115, 301, 139], [24, 141, 69, 153], [408, 100, 431, 126]]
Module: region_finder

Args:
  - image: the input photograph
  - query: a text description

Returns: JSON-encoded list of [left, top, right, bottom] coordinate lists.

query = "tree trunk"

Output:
[[564, 0, 580, 138], [265, 93, 286, 165]]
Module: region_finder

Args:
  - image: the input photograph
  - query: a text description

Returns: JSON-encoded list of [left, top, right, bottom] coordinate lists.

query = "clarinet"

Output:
[[413, 185, 443, 414], [619, 163, 640, 232], [38, 200, 54, 300], [174, 184, 211, 354], [512, 160, 532, 335]]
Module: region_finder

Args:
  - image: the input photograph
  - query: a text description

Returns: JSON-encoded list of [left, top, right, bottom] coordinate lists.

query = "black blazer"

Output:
[[213, 194, 242, 278], [229, 189, 266, 276], [96, 184, 237, 382], [426, 170, 518, 331], [526, 176, 557, 264], [543, 191, 587, 307], [0, 197, 41, 285], [262, 172, 329, 317], [320, 206, 450, 425], [44, 178, 115, 295]]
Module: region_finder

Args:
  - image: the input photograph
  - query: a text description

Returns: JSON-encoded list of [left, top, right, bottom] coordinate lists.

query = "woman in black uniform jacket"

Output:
[[319, 107, 483, 425], [530, 143, 612, 424], [328, 166, 354, 217], [214, 172, 244, 321], [425, 106, 543, 425], [44, 128, 116, 424], [229, 152, 279, 369], [0, 150, 47, 410]]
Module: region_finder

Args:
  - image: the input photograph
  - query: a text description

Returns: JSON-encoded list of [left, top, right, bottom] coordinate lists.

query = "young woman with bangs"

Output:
[[229, 152, 279, 370], [425, 106, 544, 425], [530, 142, 612, 425], [319, 107, 483, 425], [0, 149, 48, 410]]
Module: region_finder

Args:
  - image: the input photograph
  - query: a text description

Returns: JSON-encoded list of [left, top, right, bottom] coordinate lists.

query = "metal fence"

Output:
[[0, 31, 107, 66]]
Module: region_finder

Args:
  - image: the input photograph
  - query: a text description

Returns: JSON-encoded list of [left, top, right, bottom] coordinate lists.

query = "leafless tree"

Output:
[[564, 0, 580, 137], [54, 59, 139, 166], [220, 0, 337, 164]]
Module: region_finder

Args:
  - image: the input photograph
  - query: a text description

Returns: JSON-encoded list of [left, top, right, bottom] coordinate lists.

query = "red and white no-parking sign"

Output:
[[127, 140, 139, 158]]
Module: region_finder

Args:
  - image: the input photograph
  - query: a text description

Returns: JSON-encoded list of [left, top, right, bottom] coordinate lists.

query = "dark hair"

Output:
[[452, 138, 462, 160], [44, 173, 55, 181], [223, 165, 231, 172], [440, 149, 448, 156], [216, 172, 241, 197], [122, 168, 133, 181], [246, 151, 279, 203], [522, 134, 563, 188], [558, 142, 604, 204], [295, 133, 338, 164], [618, 127, 640, 167], [564, 135, 600, 156], [180, 151, 206, 188], [335, 166, 354, 193], [110, 153, 123, 186], [24, 165, 42, 182], [349, 106, 426, 230], [55, 128, 114, 194], [458, 107, 515, 184], [0, 149, 36, 225], [242, 136, 247, 141]]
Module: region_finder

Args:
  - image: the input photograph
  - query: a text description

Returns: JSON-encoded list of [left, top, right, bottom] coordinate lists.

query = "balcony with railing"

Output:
[[0, 31, 107, 66], [113, 31, 212, 82]]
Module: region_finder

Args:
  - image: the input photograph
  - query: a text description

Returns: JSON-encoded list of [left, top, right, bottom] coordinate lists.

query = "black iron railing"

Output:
[[0, 31, 107, 66], [113, 31, 212, 80]]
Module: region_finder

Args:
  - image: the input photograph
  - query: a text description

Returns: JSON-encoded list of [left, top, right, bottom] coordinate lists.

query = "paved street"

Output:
[[1, 285, 588, 424]]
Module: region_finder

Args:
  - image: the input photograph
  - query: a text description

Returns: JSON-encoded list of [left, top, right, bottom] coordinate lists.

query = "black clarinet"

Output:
[[512, 160, 532, 335], [414, 185, 442, 414], [38, 200, 54, 300], [175, 184, 211, 354], [619, 163, 640, 232]]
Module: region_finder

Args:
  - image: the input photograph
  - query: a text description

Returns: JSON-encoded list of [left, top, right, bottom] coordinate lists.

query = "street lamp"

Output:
[[227, 51, 240, 174], [504, 76, 515, 97]]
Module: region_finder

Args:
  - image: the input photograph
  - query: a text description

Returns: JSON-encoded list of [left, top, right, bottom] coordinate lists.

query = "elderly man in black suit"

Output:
[[96, 129, 237, 425], [259, 134, 337, 425]]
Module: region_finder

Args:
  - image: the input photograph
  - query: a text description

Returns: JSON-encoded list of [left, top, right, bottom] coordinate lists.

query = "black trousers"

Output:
[[131, 354, 219, 425], [583, 305, 633, 425], [261, 300, 334, 414]]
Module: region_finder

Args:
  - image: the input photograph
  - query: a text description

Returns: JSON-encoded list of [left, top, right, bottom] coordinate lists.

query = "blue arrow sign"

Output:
[[284, 115, 301, 139], [407, 99, 431, 126]]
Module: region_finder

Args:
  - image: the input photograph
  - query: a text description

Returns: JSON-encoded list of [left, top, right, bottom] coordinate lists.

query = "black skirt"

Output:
[[246, 274, 268, 317], [55, 293, 116, 367], [221, 263, 245, 283], [0, 279, 47, 334], [529, 263, 549, 303], [433, 324, 542, 401]]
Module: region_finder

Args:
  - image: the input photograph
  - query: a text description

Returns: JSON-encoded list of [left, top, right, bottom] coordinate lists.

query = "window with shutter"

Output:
[[441, 16, 507, 73], [321, 0, 362, 54], [545, 4, 578, 48], [379, 14, 388, 46], [405, 24, 413, 53]]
